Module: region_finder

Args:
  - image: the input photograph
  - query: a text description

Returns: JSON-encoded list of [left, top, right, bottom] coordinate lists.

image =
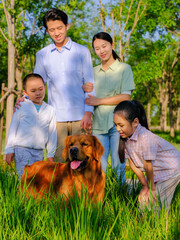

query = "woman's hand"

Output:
[[85, 94, 100, 106], [82, 83, 93, 92]]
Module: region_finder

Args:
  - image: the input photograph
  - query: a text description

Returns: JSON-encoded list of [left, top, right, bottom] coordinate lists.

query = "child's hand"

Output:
[[14, 97, 25, 112], [145, 189, 157, 204], [6, 153, 14, 165], [47, 157, 55, 162], [82, 83, 93, 92], [138, 185, 149, 204]]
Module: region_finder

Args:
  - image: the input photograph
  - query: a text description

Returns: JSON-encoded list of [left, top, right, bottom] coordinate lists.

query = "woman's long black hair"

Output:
[[113, 100, 149, 163], [92, 32, 121, 61]]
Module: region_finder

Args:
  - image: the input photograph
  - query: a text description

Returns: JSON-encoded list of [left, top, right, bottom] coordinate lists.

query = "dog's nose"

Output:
[[70, 147, 79, 157]]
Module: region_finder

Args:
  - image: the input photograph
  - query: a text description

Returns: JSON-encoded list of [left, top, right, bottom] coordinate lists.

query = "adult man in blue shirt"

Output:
[[34, 8, 95, 162]]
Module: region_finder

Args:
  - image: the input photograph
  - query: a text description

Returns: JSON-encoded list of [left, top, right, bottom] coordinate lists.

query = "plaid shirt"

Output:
[[125, 124, 180, 183]]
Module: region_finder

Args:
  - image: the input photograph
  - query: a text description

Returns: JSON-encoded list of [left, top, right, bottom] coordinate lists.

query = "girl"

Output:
[[84, 32, 135, 182], [113, 100, 180, 211]]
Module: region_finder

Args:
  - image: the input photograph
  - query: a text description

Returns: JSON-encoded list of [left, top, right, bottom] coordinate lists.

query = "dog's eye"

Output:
[[81, 142, 88, 146], [69, 143, 74, 147]]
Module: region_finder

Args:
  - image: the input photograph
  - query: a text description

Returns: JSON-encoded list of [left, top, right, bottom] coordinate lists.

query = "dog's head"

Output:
[[62, 134, 104, 171]]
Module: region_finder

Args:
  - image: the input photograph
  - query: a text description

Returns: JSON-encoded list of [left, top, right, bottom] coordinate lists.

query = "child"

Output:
[[5, 73, 57, 178], [113, 100, 180, 211]]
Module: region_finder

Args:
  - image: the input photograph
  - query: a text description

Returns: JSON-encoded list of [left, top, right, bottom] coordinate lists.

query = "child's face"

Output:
[[46, 20, 69, 47], [23, 78, 45, 105], [113, 112, 139, 138], [93, 38, 114, 63]]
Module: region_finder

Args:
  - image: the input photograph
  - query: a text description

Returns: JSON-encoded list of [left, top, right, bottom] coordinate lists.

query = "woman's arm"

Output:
[[85, 94, 130, 106]]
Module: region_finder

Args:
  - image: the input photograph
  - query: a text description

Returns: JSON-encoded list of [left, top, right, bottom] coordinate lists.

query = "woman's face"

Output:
[[93, 38, 113, 62]]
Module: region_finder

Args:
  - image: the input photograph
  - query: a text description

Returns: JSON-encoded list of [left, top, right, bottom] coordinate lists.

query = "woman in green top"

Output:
[[84, 32, 135, 182]]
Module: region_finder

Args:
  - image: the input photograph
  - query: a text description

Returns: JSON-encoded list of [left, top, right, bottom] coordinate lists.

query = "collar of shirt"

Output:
[[50, 37, 72, 52], [97, 59, 120, 72], [127, 123, 142, 142]]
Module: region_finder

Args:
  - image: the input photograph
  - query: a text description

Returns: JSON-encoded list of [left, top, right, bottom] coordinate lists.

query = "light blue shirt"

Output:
[[34, 38, 95, 122]]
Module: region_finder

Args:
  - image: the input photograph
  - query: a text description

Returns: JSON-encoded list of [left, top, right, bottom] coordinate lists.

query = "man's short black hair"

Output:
[[43, 8, 68, 29]]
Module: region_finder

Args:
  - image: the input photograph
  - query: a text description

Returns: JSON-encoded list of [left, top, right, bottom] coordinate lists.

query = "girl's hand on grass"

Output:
[[6, 153, 14, 165], [145, 189, 157, 204], [138, 185, 149, 204], [82, 82, 93, 92]]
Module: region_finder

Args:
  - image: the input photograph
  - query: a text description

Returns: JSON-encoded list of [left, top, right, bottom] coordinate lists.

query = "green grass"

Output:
[[0, 130, 180, 239], [0, 165, 179, 240]]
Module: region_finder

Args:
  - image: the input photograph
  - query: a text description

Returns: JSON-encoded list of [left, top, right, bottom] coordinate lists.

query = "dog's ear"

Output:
[[92, 135, 104, 161], [61, 136, 71, 161]]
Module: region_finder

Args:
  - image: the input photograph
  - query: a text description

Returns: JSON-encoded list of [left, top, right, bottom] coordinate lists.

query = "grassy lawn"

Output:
[[0, 163, 179, 240], [0, 130, 179, 239]]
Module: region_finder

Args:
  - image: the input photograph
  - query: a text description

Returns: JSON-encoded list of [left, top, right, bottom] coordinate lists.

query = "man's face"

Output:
[[46, 20, 69, 48]]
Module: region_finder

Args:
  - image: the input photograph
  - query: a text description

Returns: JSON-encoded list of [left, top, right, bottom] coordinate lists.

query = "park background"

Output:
[[0, 1, 179, 239]]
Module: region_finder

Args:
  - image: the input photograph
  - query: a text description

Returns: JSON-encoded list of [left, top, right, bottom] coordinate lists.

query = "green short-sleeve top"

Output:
[[93, 59, 135, 134]]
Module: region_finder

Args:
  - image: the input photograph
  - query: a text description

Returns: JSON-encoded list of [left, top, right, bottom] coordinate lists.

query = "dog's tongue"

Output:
[[71, 160, 82, 169]]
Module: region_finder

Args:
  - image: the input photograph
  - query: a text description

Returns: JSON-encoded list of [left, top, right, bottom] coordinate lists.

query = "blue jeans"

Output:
[[15, 147, 44, 178], [93, 125, 126, 182]]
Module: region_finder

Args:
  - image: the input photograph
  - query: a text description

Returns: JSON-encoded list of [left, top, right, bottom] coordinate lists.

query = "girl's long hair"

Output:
[[92, 32, 121, 61], [113, 100, 149, 163]]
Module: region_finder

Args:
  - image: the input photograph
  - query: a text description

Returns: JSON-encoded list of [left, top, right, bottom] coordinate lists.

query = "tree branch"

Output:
[[98, 0, 106, 32], [0, 26, 8, 42], [125, 0, 147, 49]]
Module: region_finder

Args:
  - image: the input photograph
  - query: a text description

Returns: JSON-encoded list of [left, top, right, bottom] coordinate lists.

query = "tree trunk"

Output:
[[5, 0, 15, 144], [159, 87, 168, 131], [147, 98, 151, 128], [15, 65, 23, 96], [6, 40, 15, 143]]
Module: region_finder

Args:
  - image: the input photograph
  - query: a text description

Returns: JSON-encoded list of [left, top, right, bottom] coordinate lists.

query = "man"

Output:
[[34, 8, 95, 162]]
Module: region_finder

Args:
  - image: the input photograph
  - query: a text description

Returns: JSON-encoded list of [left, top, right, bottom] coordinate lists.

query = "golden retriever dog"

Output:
[[21, 134, 105, 204]]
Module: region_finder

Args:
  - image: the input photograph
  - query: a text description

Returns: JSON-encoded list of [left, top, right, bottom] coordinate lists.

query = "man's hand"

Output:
[[6, 153, 14, 165], [14, 97, 25, 112], [80, 112, 92, 133], [47, 157, 55, 162]]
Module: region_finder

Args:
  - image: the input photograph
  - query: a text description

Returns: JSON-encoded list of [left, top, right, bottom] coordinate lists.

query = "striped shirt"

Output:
[[125, 124, 180, 183]]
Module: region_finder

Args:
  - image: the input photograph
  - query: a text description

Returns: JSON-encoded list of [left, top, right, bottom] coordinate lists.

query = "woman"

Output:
[[84, 32, 135, 182]]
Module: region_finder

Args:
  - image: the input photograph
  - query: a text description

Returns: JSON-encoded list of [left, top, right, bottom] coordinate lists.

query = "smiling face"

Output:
[[23, 77, 45, 105], [93, 38, 114, 63], [46, 20, 69, 49], [113, 112, 139, 139]]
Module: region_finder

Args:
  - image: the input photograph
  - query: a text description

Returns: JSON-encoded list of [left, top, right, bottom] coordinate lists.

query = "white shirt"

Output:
[[5, 99, 57, 158], [34, 38, 95, 122]]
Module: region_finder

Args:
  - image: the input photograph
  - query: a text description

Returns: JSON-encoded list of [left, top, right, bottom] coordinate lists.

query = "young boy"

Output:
[[5, 73, 57, 178]]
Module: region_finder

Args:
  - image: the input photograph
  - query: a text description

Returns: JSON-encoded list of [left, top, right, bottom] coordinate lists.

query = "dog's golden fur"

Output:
[[21, 134, 105, 203]]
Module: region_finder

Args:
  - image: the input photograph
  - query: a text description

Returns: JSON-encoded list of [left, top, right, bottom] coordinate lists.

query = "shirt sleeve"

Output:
[[5, 110, 21, 154], [34, 51, 47, 83], [82, 48, 95, 113], [121, 64, 135, 93], [46, 108, 57, 158]]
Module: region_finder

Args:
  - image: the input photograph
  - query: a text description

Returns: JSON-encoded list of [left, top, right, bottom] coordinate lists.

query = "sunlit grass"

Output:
[[0, 164, 179, 240]]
